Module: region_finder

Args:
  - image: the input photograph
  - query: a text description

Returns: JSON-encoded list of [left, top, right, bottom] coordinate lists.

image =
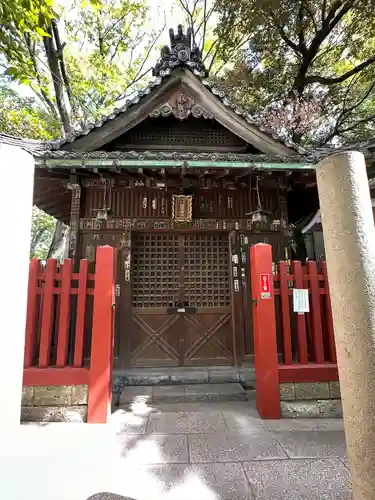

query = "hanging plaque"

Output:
[[172, 195, 193, 222]]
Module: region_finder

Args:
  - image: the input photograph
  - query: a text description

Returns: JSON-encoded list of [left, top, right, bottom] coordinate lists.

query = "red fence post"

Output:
[[74, 259, 89, 367], [307, 261, 325, 363], [56, 258, 72, 367], [292, 261, 309, 364], [24, 259, 41, 368], [322, 262, 337, 363], [87, 246, 117, 424], [250, 243, 280, 419], [278, 261, 293, 365], [38, 259, 57, 368]]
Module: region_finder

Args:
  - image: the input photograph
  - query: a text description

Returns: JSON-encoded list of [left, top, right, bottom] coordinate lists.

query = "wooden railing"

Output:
[[23, 246, 117, 423], [250, 243, 338, 419], [274, 260, 338, 384]]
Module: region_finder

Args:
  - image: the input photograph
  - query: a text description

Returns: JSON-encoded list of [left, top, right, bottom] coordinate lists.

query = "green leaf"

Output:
[[35, 27, 51, 37]]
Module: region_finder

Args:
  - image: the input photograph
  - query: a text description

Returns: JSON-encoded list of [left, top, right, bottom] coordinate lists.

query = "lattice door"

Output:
[[129, 232, 233, 367], [184, 234, 231, 308], [132, 234, 179, 309], [183, 234, 233, 366]]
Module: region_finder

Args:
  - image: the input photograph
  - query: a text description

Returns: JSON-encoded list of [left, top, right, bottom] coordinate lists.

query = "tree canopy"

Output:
[[2, 0, 375, 147], [213, 0, 375, 146]]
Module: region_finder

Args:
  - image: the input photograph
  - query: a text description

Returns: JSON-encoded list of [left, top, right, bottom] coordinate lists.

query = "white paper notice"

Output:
[[293, 289, 310, 313]]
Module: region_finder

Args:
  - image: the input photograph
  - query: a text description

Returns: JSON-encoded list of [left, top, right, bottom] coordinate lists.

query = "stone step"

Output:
[[113, 366, 255, 394], [116, 383, 249, 406]]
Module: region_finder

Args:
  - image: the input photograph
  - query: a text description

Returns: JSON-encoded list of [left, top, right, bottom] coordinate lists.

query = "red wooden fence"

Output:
[[23, 246, 117, 423], [250, 243, 339, 419]]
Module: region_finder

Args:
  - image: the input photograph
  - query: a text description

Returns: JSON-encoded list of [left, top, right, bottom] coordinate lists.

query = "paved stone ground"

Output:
[[0, 400, 350, 500]]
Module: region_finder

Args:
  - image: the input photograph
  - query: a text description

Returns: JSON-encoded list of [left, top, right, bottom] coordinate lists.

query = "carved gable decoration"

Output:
[[150, 91, 213, 121]]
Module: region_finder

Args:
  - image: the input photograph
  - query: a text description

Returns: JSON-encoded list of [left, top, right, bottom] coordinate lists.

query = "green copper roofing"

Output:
[[40, 158, 314, 170]]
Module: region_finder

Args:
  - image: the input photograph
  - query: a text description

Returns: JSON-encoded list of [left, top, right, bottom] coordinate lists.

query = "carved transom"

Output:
[[150, 92, 214, 121]]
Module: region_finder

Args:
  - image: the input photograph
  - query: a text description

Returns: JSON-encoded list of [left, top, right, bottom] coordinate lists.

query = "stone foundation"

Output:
[[280, 381, 342, 418], [21, 385, 88, 422]]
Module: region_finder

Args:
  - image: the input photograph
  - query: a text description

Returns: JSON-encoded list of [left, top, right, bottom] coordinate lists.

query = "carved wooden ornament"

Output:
[[172, 195, 193, 222]]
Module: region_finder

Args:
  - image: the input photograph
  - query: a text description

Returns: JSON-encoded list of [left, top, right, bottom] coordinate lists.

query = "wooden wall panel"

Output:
[[83, 185, 282, 220]]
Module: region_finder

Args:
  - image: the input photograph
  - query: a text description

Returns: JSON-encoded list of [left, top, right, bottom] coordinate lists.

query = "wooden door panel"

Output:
[[129, 233, 180, 367], [183, 234, 233, 366], [184, 312, 232, 366], [130, 311, 181, 367], [127, 231, 234, 367]]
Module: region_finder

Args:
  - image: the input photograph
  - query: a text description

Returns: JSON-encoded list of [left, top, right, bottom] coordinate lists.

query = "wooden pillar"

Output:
[[87, 245, 117, 423], [250, 243, 280, 419], [118, 231, 132, 368], [68, 175, 81, 266], [229, 231, 245, 366]]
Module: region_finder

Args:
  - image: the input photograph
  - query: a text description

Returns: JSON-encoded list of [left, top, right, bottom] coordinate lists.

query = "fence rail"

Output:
[[250, 244, 339, 419], [23, 246, 117, 423], [24, 258, 95, 369], [274, 260, 337, 367]]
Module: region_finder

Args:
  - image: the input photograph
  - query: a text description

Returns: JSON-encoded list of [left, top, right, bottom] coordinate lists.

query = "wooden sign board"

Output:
[[172, 195, 193, 222]]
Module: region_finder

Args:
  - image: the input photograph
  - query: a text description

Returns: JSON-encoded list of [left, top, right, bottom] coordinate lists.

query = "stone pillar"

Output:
[[316, 151, 375, 500], [0, 144, 35, 426]]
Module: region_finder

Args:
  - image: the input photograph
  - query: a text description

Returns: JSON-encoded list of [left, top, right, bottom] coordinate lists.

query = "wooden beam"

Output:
[[278, 364, 339, 383], [23, 367, 90, 386], [68, 176, 82, 265]]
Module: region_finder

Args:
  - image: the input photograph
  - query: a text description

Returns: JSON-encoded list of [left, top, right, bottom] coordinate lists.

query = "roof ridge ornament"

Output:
[[152, 24, 207, 78]]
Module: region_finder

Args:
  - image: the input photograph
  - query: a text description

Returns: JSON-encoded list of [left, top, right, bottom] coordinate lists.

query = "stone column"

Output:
[[316, 151, 375, 500], [0, 144, 35, 426]]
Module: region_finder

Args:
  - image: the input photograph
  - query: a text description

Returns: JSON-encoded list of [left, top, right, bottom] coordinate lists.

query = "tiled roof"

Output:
[[2, 26, 375, 160], [2, 25, 305, 154]]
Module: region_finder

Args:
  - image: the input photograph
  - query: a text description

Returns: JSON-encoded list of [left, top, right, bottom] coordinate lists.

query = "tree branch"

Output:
[[300, 0, 318, 33], [306, 56, 375, 85], [322, 112, 375, 145], [24, 33, 58, 118], [277, 26, 303, 56], [201, 0, 207, 53], [124, 19, 166, 87], [292, 0, 353, 93], [42, 26, 72, 135], [51, 19, 78, 116]]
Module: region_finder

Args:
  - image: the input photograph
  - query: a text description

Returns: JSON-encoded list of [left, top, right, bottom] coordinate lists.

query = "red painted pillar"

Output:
[[87, 246, 117, 423], [250, 243, 280, 419]]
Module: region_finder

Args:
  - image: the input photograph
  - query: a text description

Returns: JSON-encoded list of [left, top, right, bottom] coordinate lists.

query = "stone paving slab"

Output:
[[189, 431, 288, 462], [139, 463, 252, 500], [275, 430, 347, 459], [153, 386, 187, 404], [147, 411, 228, 434], [120, 434, 189, 464], [244, 459, 351, 499], [184, 383, 246, 402], [9, 400, 351, 500]]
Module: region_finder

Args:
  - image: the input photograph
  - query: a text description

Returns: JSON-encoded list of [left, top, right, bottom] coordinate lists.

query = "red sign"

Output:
[[260, 273, 271, 299]]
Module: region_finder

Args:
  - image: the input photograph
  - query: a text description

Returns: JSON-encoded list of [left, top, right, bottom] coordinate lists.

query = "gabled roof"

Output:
[[56, 25, 299, 156], [3, 25, 375, 165], [25, 25, 303, 157], [61, 66, 298, 156]]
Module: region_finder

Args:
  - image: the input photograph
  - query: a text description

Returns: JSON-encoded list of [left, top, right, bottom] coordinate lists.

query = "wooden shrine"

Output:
[[4, 25, 324, 369]]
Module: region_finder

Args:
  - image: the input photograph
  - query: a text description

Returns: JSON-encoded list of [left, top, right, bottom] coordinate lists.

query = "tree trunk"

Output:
[[43, 27, 72, 136], [47, 220, 69, 263]]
